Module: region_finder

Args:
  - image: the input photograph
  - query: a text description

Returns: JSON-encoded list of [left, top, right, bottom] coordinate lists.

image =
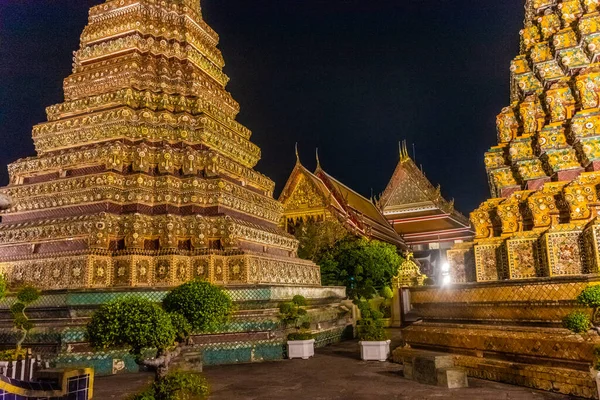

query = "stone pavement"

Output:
[[94, 335, 581, 400]]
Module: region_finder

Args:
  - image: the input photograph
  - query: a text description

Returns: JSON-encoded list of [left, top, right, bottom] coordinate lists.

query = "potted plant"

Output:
[[357, 301, 390, 361], [279, 295, 315, 360], [379, 286, 394, 327]]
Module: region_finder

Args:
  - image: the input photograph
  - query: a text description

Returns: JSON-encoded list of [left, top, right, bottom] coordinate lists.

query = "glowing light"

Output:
[[442, 262, 450, 272], [442, 275, 451, 286]]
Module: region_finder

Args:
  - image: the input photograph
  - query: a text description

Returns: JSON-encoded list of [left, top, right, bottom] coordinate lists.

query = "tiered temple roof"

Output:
[[378, 142, 474, 246], [0, 0, 320, 290], [279, 151, 405, 249]]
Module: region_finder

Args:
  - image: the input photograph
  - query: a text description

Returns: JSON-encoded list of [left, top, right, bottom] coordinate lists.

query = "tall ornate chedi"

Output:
[[449, 0, 600, 281], [399, 2, 600, 398], [0, 0, 319, 289]]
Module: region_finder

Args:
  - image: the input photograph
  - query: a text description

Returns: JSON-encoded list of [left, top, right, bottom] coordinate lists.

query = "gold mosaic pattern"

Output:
[[0, 252, 321, 290], [452, 0, 600, 283]]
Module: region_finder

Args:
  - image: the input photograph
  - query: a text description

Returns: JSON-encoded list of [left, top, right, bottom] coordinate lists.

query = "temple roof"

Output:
[[378, 142, 473, 245], [279, 151, 405, 249]]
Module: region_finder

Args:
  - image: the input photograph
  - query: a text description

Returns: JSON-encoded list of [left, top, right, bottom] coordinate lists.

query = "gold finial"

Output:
[[295, 142, 300, 164], [316, 148, 322, 170], [400, 140, 409, 161]]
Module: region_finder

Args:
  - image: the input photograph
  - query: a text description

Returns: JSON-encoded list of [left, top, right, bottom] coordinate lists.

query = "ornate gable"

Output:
[[280, 166, 329, 213]]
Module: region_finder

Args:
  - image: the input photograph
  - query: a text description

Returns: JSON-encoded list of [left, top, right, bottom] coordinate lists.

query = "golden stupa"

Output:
[[0, 0, 320, 290]]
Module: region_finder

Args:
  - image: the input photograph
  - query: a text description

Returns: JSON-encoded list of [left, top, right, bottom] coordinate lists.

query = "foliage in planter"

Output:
[[279, 295, 309, 329], [287, 331, 314, 341], [163, 279, 233, 333], [318, 237, 403, 300], [11, 285, 41, 351], [356, 300, 388, 342], [563, 311, 592, 333], [130, 371, 209, 400], [280, 295, 314, 341]]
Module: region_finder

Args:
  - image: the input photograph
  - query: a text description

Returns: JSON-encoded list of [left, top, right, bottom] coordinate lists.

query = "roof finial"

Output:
[[400, 140, 409, 161], [316, 148, 322, 170], [295, 142, 300, 164]]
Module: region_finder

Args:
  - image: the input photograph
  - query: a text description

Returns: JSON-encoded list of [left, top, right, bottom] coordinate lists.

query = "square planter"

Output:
[[359, 340, 391, 361], [287, 339, 315, 360]]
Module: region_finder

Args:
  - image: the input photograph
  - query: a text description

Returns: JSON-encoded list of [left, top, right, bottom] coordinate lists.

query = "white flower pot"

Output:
[[287, 339, 315, 360], [359, 340, 391, 361]]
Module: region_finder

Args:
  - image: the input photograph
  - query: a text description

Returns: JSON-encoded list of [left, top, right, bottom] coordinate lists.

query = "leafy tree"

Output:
[[293, 219, 348, 261], [163, 280, 233, 333], [0, 274, 7, 300], [87, 297, 178, 377], [317, 237, 403, 299], [11, 285, 40, 351]]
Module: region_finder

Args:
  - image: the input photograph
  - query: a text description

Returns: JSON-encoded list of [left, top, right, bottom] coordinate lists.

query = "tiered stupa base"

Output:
[[400, 276, 600, 398]]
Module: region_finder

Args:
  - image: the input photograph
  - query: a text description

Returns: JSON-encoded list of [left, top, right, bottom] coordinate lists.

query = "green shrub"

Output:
[[154, 371, 209, 400], [278, 295, 309, 329], [0, 274, 7, 300], [380, 286, 394, 300], [563, 311, 591, 334], [424, 277, 435, 286], [131, 372, 209, 400], [87, 297, 176, 355], [357, 318, 387, 341], [287, 332, 314, 341], [577, 286, 600, 309], [163, 280, 233, 333], [16, 286, 40, 304], [169, 313, 192, 343], [129, 387, 156, 400], [292, 295, 307, 307]]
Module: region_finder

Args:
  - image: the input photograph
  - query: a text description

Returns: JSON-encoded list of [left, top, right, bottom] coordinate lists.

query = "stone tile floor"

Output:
[[94, 337, 581, 399]]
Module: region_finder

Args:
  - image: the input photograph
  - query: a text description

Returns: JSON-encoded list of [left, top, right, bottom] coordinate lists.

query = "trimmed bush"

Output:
[[87, 297, 176, 354], [0, 274, 6, 300], [563, 311, 591, 334], [169, 313, 192, 343], [163, 280, 233, 333]]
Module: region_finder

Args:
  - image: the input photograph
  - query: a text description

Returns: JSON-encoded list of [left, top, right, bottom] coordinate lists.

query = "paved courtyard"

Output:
[[94, 336, 580, 400]]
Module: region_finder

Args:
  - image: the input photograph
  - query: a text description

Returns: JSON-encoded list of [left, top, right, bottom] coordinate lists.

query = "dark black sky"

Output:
[[0, 0, 523, 214]]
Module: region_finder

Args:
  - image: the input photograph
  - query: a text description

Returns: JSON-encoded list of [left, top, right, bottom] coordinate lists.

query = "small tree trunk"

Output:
[[137, 345, 184, 380], [16, 328, 27, 352]]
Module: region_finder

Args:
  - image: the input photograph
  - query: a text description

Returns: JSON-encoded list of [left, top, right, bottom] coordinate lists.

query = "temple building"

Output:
[[279, 151, 405, 249], [0, 0, 320, 290], [378, 142, 474, 279], [397, 1, 600, 398]]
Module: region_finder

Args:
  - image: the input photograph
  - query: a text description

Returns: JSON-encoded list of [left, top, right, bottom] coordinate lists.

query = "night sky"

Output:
[[0, 0, 524, 215]]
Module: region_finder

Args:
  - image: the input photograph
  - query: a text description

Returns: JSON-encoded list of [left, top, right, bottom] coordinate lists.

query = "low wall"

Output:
[[0, 285, 351, 375]]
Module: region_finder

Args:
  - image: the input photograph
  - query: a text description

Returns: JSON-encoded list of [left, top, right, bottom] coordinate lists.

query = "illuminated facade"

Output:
[[447, 0, 600, 283], [0, 0, 320, 289]]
